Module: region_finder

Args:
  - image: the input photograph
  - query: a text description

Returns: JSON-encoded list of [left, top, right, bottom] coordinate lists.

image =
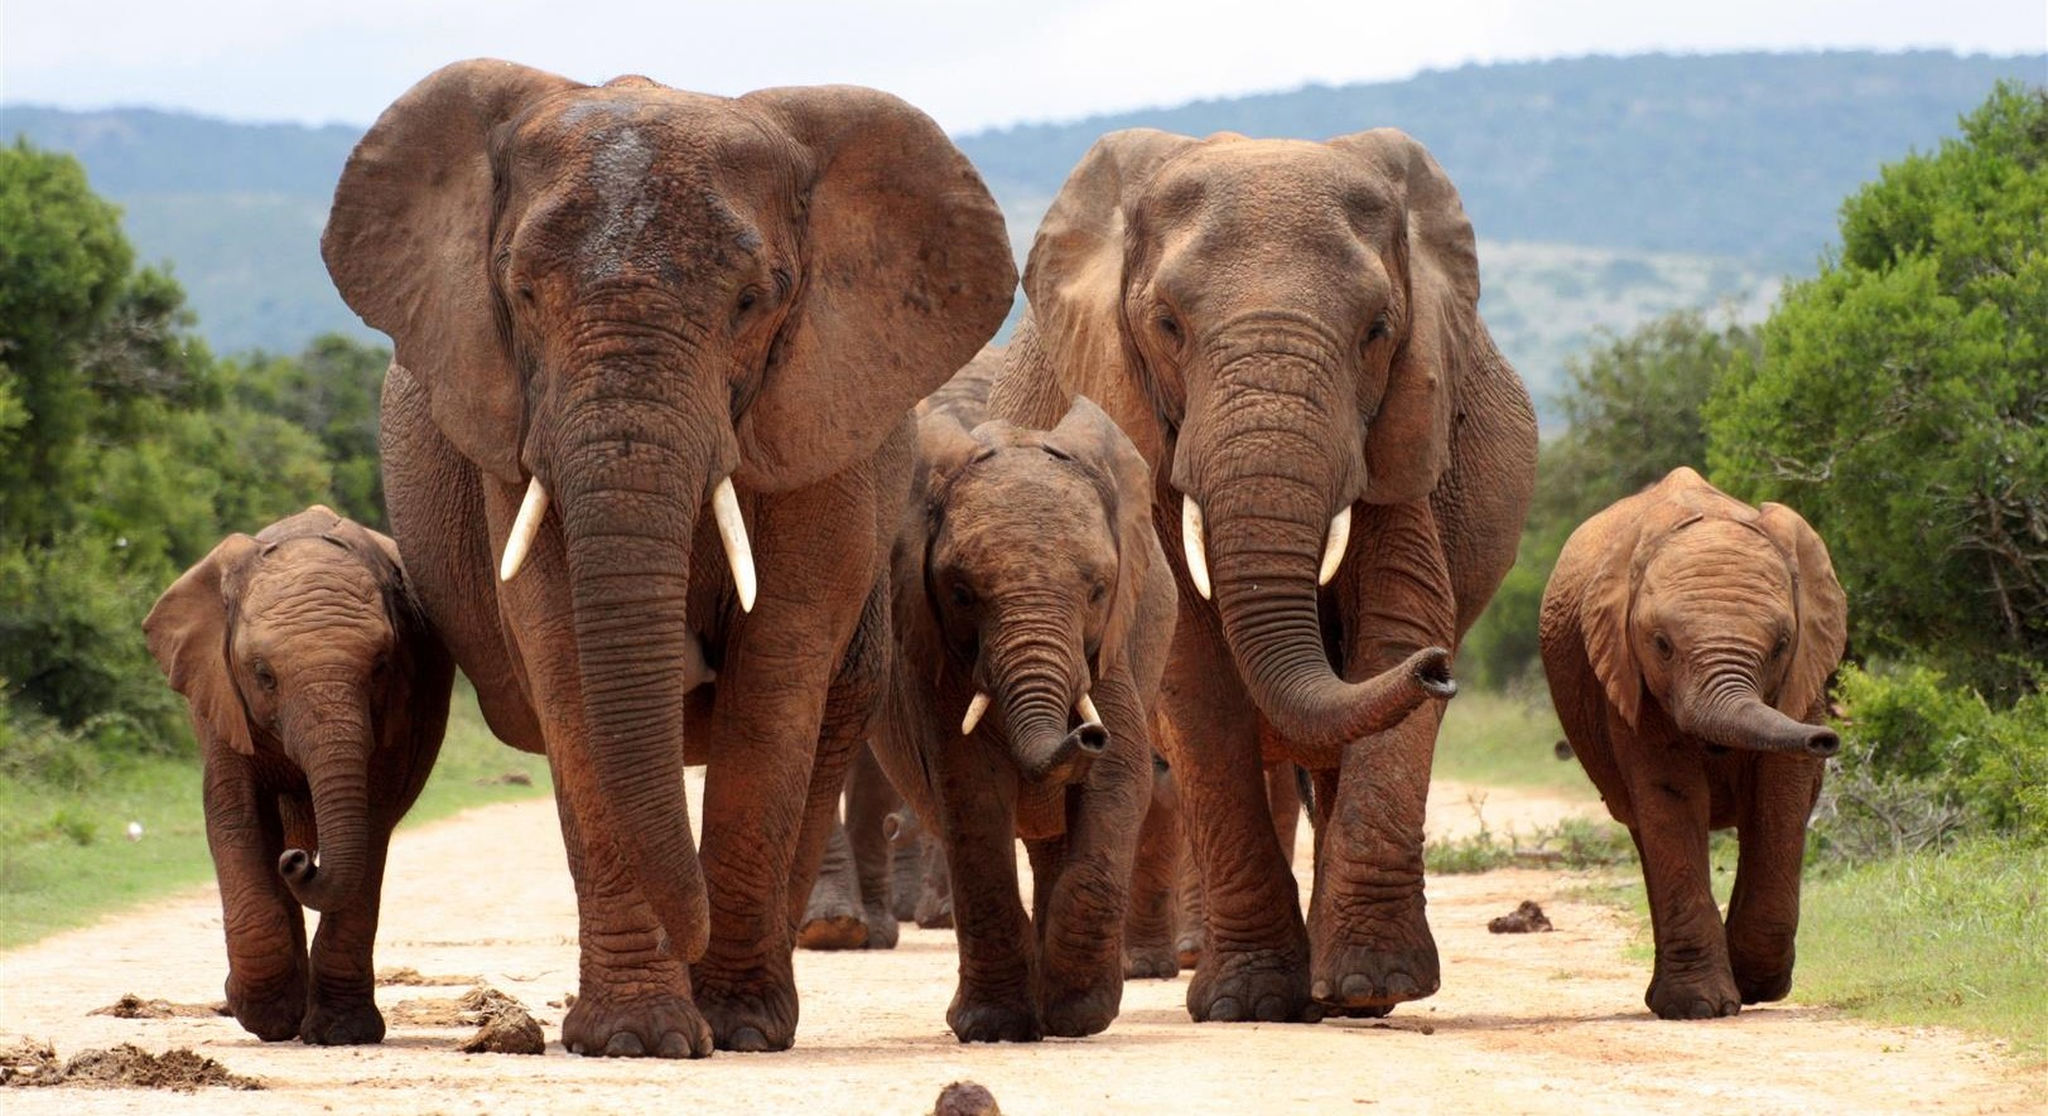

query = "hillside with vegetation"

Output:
[[5, 50, 2038, 409]]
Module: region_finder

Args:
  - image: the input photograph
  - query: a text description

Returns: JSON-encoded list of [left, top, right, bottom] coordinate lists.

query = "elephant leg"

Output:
[[1172, 823, 1206, 969], [941, 738, 1040, 1043], [1310, 499, 1456, 1015], [1036, 678, 1152, 1035], [889, 814, 924, 923], [300, 822, 391, 1045], [1726, 754, 1824, 1004], [914, 828, 955, 929], [548, 740, 712, 1058], [1124, 758, 1182, 980], [204, 758, 307, 1042], [1269, 762, 1304, 868], [846, 745, 902, 948], [1624, 734, 1738, 1020], [695, 480, 884, 1053], [797, 812, 868, 951], [1162, 611, 1316, 1024]]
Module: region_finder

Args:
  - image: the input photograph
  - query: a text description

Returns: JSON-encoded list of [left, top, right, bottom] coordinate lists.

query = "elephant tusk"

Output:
[[1181, 495, 1213, 600], [961, 691, 991, 735], [712, 476, 757, 613], [498, 477, 549, 582], [1076, 693, 1102, 727], [1318, 505, 1352, 586]]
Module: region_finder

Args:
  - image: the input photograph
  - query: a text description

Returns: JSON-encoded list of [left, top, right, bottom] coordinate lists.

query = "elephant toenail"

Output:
[[1208, 996, 1243, 1021], [1311, 979, 1334, 1000], [1384, 971, 1419, 998], [727, 1025, 770, 1052], [1340, 973, 1374, 1000], [603, 1032, 645, 1057], [1254, 995, 1289, 1022], [657, 1032, 691, 1058]]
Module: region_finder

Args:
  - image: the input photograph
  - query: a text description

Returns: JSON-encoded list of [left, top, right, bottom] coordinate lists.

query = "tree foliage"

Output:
[[0, 142, 391, 757], [1707, 82, 2048, 696]]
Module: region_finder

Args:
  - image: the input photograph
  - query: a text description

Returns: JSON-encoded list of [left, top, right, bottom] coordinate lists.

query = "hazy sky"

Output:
[[5, 0, 2043, 133]]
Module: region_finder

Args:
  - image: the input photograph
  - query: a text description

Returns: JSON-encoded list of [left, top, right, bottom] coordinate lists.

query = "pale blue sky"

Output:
[[4, 0, 2043, 132]]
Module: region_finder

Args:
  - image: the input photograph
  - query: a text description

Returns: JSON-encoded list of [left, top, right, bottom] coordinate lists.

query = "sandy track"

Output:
[[2, 778, 2037, 1114]]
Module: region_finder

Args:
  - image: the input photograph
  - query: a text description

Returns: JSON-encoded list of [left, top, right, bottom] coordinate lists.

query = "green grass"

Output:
[[1432, 688, 1594, 796], [0, 685, 549, 949], [1794, 839, 2047, 1060]]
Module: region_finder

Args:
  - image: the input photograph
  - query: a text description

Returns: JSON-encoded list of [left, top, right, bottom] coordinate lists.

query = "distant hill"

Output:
[[6, 50, 2039, 412]]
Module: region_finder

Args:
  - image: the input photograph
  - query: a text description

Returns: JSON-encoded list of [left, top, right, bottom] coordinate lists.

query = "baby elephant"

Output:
[[146, 506, 454, 1044], [1540, 468, 1846, 1020], [874, 390, 1177, 1043]]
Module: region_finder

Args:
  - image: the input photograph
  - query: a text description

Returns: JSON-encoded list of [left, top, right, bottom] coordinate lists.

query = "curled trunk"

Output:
[[1675, 688, 1839, 758], [279, 701, 372, 912]]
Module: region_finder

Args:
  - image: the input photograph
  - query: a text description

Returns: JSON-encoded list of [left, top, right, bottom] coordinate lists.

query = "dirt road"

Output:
[[2, 777, 2037, 1114]]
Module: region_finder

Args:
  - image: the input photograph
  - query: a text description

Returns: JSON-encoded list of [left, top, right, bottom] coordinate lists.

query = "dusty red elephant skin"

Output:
[[987, 127, 1538, 1022], [1540, 466, 1848, 1020], [322, 59, 1015, 1057]]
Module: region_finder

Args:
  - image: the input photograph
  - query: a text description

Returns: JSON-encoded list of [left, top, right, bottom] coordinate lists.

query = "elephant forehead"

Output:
[[1639, 521, 1794, 598], [944, 460, 1115, 566], [1147, 139, 1397, 225]]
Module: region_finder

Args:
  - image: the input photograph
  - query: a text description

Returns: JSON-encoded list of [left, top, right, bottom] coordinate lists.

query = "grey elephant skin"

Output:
[[321, 59, 1014, 1057], [987, 127, 1537, 1022], [145, 505, 454, 1046], [1540, 467, 1847, 1020]]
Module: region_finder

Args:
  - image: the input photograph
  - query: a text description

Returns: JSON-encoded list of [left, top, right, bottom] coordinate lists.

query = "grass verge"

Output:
[[1432, 688, 1593, 795], [0, 685, 549, 949]]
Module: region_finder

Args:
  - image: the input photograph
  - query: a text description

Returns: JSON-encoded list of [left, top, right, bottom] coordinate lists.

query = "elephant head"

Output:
[[1582, 468, 1847, 757], [322, 61, 1015, 957], [910, 396, 1156, 784], [1019, 127, 1476, 753], [146, 507, 427, 911]]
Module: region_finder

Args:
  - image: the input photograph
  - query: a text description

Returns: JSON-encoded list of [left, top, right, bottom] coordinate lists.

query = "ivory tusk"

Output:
[[1318, 505, 1353, 586], [1076, 693, 1102, 726], [712, 477, 757, 613], [961, 691, 991, 736], [498, 477, 549, 582], [1181, 494, 1213, 600]]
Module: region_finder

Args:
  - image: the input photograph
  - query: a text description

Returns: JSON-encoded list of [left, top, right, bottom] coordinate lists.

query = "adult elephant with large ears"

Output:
[[323, 60, 1014, 1057], [988, 128, 1537, 1022]]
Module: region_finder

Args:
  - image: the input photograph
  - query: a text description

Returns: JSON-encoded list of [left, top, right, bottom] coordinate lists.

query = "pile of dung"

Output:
[[1488, 900, 1555, 934], [2, 1039, 261, 1092], [376, 966, 479, 987], [88, 994, 229, 1019]]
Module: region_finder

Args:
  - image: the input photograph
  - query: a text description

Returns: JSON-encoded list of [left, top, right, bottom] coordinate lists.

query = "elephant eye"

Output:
[[1089, 581, 1109, 605], [1156, 313, 1183, 344], [1367, 315, 1391, 342], [736, 287, 760, 313], [949, 582, 977, 610], [1772, 633, 1791, 660], [252, 660, 278, 692], [1651, 632, 1673, 660]]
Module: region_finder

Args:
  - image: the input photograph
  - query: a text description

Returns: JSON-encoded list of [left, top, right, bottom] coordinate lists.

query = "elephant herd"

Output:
[[142, 58, 1849, 1058]]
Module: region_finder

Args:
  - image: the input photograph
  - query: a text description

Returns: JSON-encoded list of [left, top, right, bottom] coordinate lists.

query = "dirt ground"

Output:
[[2, 776, 2039, 1114]]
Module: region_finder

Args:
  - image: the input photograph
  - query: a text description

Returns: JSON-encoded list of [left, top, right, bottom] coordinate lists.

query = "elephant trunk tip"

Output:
[[1072, 720, 1109, 755], [1806, 727, 1841, 759], [279, 848, 316, 887], [1410, 647, 1458, 700]]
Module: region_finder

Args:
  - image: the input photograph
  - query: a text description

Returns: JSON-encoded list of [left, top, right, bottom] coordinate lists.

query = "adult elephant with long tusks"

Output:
[[323, 60, 1015, 1057], [988, 128, 1537, 1022]]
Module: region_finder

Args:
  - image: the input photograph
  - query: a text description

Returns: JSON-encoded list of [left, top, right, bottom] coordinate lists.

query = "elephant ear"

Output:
[[1576, 508, 1648, 730], [1022, 129, 1200, 414], [1042, 395, 1154, 680], [1328, 129, 1482, 505], [736, 86, 1017, 493], [144, 534, 261, 756], [1756, 502, 1848, 721], [322, 59, 580, 484]]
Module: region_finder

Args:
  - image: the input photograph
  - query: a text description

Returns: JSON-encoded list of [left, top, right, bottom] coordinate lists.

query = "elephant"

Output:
[[321, 59, 1014, 1056], [1151, 757, 1307, 973], [1539, 466, 1847, 1020], [869, 367, 1179, 1043], [797, 745, 906, 950], [143, 506, 454, 1046], [985, 127, 1535, 1022]]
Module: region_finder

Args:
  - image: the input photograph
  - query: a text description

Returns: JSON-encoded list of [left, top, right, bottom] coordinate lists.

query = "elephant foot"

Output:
[[1309, 940, 1442, 1013], [1734, 965, 1794, 1005], [1041, 978, 1121, 1038], [948, 986, 1043, 1043], [1646, 967, 1742, 1020], [1186, 945, 1319, 1023], [226, 974, 307, 1043], [915, 896, 955, 930], [1123, 945, 1180, 980], [562, 985, 713, 1058], [1174, 927, 1205, 970], [694, 965, 799, 1052], [862, 904, 900, 950], [300, 998, 385, 1046], [795, 912, 868, 951]]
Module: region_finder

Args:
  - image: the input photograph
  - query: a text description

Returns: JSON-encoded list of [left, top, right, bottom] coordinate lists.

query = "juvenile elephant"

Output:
[[988, 128, 1535, 1021], [1540, 467, 1847, 1020], [323, 60, 1013, 1055], [144, 507, 453, 1045], [872, 385, 1176, 1042]]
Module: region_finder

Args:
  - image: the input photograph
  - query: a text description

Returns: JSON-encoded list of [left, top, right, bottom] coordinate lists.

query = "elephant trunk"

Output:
[[985, 613, 1103, 785], [278, 691, 372, 913], [1674, 680, 1839, 758], [555, 382, 726, 963], [1186, 350, 1455, 768]]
